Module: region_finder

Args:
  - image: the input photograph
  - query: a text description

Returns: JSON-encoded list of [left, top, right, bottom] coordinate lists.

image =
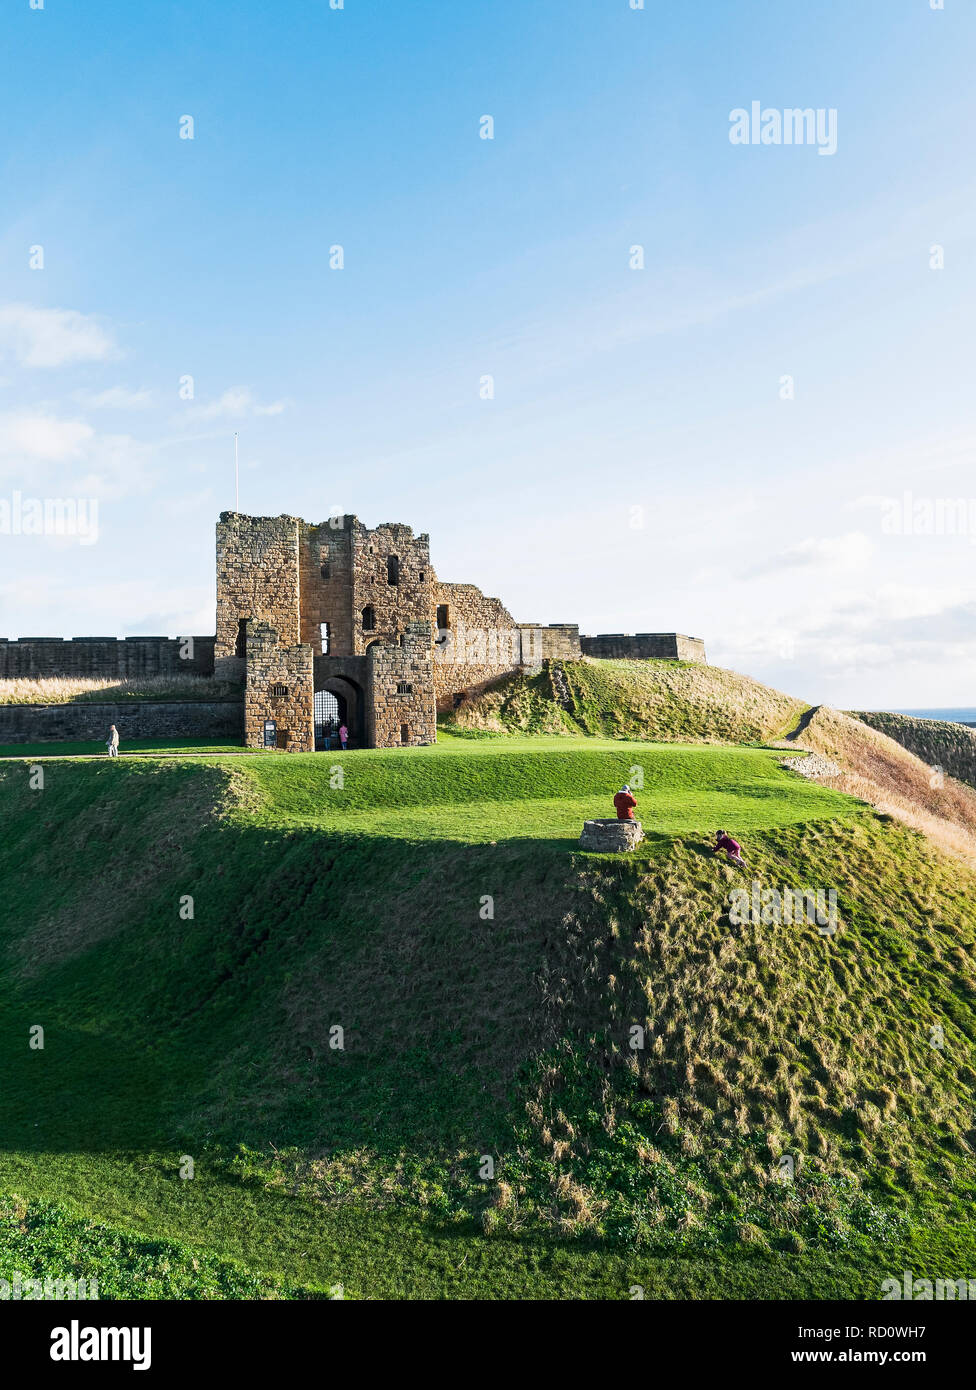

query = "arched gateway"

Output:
[[314, 675, 365, 749]]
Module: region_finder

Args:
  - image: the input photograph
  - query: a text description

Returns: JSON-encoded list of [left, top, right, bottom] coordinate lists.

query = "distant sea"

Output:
[[892, 708, 976, 725]]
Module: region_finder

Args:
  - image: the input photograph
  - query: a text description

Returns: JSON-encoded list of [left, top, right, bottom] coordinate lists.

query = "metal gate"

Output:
[[314, 689, 341, 748]]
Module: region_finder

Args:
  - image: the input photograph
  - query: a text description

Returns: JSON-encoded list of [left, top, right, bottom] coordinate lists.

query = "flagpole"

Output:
[[234, 432, 239, 510]]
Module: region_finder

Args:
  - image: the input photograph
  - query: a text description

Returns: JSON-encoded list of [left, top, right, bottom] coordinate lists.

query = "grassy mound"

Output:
[[853, 710, 976, 791], [0, 1193, 325, 1300], [442, 659, 805, 744], [792, 706, 976, 868], [1, 741, 974, 1298]]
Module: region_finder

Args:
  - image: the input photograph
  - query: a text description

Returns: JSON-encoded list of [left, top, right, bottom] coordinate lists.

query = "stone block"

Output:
[[578, 818, 645, 852]]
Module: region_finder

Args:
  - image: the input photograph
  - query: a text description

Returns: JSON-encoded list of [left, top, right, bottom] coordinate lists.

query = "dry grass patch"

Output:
[[0, 675, 242, 705], [793, 707, 976, 868]]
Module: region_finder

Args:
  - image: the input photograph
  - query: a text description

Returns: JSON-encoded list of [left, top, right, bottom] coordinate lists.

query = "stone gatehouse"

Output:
[[214, 510, 564, 750], [0, 508, 706, 751]]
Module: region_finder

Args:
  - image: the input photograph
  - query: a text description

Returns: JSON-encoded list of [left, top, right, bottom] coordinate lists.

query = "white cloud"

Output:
[[182, 386, 290, 421], [708, 583, 976, 704], [744, 531, 876, 578], [72, 386, 154, 410], [0, 410, 94, 464], [0, 411, 152, 499], [0, 303, 116, 368]]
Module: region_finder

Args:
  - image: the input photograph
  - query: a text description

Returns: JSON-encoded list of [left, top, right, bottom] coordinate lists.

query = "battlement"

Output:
[[0, 635, 216, 678]]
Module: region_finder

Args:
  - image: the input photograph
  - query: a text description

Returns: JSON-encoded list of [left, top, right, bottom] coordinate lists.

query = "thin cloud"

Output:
[[0, 410, 153, 499], [0, 410, 94, 464], [181, 387, 290, 422], [743, 532, 876, 578], [72, 386, 154, 410], [0, 303, 116, 368]]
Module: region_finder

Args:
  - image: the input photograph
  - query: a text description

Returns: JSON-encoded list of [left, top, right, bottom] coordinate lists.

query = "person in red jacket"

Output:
[[613, 784, 637, 820], [713, 830, 746, 866]]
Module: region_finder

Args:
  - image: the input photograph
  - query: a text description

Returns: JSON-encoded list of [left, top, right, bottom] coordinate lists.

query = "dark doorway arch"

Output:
[[314, 676, 365, 750], [314, 688, 340, 732]]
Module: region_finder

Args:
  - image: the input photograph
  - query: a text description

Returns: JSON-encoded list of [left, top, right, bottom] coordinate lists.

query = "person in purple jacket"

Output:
[[713, 830, 746, 866]]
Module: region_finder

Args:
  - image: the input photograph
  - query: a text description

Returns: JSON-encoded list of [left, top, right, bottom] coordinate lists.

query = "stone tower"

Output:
[[215, 512, 442, 750]]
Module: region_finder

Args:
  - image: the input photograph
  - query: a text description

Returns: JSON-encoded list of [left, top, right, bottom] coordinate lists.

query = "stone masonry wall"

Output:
[[298, 518, 356, 657], [432, 581, 523, 709], [0, 636, 215, 678], [367, 622, 436, 746], [352, 522, 434, 654], [517, 623, 582, 663], [244, 622, 314, 751], [0, 700, 242, 745], [673, 634, 707, 663], [579, 632, 707, 663], [215, 513, 301, 677]]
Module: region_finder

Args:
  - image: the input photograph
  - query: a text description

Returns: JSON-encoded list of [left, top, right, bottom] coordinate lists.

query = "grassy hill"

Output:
[[852, 710, 976, 791], [793, 705, 976, 868], [1, 722, 975, 1299], [446, 660, 976, 868], [443, 658, 806, 743]]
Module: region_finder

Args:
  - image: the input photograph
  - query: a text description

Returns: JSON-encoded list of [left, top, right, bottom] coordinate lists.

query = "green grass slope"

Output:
[[1, 740, 974, 1299], [443, 658, 806, 743]]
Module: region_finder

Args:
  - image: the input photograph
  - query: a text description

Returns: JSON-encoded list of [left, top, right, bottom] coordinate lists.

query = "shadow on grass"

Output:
[[0, 817, 627, 1160]]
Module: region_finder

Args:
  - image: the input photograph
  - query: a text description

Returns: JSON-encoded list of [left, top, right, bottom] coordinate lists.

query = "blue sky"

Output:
[[1, 0, 974, 706]]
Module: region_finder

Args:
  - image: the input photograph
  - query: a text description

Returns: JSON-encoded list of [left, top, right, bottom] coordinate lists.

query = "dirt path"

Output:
[[784, 704, 822, 742]]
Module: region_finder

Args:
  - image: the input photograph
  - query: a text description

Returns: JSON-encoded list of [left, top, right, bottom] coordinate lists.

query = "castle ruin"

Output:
[[0, 510, 706, 750]]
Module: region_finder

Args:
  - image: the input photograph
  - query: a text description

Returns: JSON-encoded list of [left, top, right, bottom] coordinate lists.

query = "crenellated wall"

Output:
[[0, 636, 215, 678]]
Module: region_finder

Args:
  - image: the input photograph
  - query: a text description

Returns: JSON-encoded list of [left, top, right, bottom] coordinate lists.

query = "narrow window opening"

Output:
[[387, 555, 400, 585], [320, 622, 330, 654], [400, 723, 409, 744], [397, 681, 412, 695], [362, 605, 376, 631], [436, 604, 450, 630], [271, 683, 288, 697], [235, 618, 248, 659]]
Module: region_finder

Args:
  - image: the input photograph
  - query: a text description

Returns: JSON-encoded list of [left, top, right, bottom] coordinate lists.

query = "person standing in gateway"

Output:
[[339, 723, 349, 751], [107, 725, 120, 758]]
